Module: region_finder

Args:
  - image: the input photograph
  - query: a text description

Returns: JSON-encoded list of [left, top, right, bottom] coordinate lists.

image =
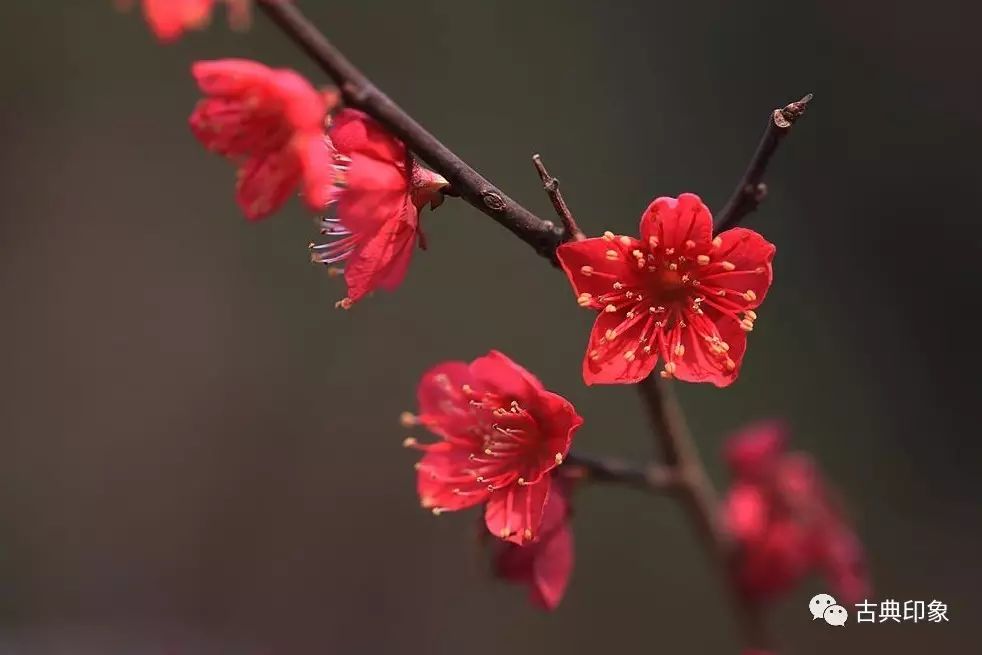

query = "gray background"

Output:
[[1, 0, 979, 652]]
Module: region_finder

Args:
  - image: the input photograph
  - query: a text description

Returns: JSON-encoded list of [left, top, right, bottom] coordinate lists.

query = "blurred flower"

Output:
[[189, 59, 338, 220], [556, 193, 775, 386], [116, 0, 252, 43], [404, 351, 583, 545], [723, 421, 869, 604], [489, 479, 574, 610], [310, 110, 447, 308]]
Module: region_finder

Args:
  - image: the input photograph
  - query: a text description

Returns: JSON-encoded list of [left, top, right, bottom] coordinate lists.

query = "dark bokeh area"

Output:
[[1, 1, 980, 653]]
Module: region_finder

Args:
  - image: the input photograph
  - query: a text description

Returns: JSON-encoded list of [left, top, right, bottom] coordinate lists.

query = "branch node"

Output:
[[481, 191, 507, 212], [341, 80, 370, 106]]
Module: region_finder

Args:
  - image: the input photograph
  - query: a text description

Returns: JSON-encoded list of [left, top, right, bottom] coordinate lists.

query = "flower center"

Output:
[[649, 268, 690, 304]]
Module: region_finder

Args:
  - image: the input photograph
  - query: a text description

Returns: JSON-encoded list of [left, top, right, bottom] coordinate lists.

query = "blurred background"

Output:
[[1, 0, 980, 652]]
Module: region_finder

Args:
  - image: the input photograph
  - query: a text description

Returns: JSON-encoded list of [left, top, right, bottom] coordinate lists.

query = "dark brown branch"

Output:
[[257, 0, 564, 260], [715, 94, 813, 231], [532, 154, 584, 241], [564, 452, 678, 492]]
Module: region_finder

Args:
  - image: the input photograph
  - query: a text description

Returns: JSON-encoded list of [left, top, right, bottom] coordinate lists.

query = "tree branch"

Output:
[[637, 376, 771, 649], [257, 0, 564, 261], [532, 154, 584, 241], [564, 452, 678, 492], [258, 2, 805, 650], [715, 93, 813, 231]]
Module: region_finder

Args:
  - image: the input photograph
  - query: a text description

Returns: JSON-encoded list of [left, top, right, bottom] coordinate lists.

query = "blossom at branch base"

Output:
[[116, 0, 253, 43], [722, 421, 870, 604], [404, 351, 583, 545], [489, 480, 574, 610], [309, 109, 448, 308], [189, 59, 338, 220], [556, 193, 775, 386]]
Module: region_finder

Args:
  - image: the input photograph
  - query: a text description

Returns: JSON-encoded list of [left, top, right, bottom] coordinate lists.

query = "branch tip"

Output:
[[774, 92, 814, 128], [716, 91, 812, 230], [531, 153, 584, 242]]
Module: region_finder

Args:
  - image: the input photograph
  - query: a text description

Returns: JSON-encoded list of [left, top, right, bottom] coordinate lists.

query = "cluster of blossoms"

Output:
[[403, 351, 581, 609], [188, 58, 447, 307], [121, 1, 869, 627], [723, 422, 868, 604]]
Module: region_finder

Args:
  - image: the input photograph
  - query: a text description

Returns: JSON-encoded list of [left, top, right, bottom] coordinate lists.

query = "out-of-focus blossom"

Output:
[[117, 0, 252, 43], [189, 59, 337, 220], [723, 421, 869, 603]]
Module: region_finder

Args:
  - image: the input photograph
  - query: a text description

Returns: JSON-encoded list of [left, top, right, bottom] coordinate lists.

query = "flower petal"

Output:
[[297, 134, 342, 212], [724, 482, 768, 542], [672, 312, 747, 387], [235, 150, 301, 221], [491, 482, 574, 611], [343, 203, 418, 302], [191, 58, 272, 96], [417, 449, 488, 513], [485, 476, 551, 545], [556, 237, 637, 298], [145, 0, 215, 43], [530, 502, 574, 610], [736, 519, 811, 601], [640, 193, 714, 253], [336, 154, 409, 232], [582, 311, 658, 385], [701, 227, 775, 308], [535, 391, 582, 470], [417, 362, 473, 416], [469, 350, 545, 401], [331, 109, 406, 164], [270, 68, 328, 131], [724, 421, 789, 480]]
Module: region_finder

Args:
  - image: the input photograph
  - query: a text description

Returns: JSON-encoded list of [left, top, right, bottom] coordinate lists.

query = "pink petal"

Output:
[[343, 205, 418, 302], [235, 149, 301, 220], [485, 476, 551, 545], [640, 193, 714, 253], [582, 311, 658, 385], [556, 237, 639, 299], [330, 109, 406, 164]]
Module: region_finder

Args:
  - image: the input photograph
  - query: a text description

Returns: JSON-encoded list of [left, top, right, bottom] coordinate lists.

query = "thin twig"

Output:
[[532, 154, 584, 241], [715, 93, 813, 231], [257, 0, 564, 261], [564, 452, 679, 492], [256, 2, 805, 650]]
